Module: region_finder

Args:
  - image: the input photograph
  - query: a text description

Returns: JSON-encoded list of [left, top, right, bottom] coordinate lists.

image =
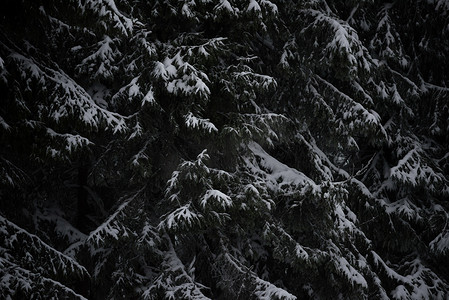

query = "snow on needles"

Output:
[[185, 112, 218, 133], [247, 142, 320, 195], [9, 53, 128, 133]]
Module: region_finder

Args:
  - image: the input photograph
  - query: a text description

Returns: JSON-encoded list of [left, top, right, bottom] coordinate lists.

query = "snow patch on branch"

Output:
[[143, 240, 210, 299], [9, 53, 127, 133], [201, 189, 233, 209], [46, 128, 92, 153], [247, 142, 319, 195], [0, 215, 89, 279], [87, 190, 143, 246], [159, 203, 204, 231], [185, 112, 218, 133], [79, 0, 134, 35], [214, 0, 239, 15]]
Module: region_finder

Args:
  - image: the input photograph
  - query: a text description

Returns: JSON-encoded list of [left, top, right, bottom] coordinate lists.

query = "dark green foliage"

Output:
[[1, 0, 448, 299]]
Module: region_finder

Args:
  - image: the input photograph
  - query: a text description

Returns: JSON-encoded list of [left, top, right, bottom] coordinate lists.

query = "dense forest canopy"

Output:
[[1, 0, 449, 299]]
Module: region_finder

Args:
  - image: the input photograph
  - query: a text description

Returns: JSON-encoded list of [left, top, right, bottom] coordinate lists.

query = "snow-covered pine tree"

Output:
[[1, 0, 448, 299]]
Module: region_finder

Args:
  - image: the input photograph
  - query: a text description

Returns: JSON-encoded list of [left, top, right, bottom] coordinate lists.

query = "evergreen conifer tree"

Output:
[[1, 0, 448, 299]]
